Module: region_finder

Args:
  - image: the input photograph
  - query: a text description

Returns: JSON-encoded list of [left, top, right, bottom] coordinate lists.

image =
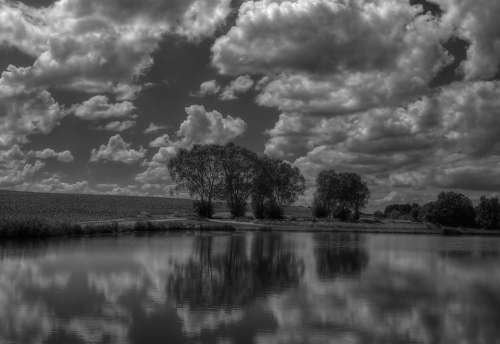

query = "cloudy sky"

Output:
[[1, 0, 500, 208]]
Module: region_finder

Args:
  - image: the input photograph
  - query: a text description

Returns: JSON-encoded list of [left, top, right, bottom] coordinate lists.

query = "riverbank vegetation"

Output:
[[0, 216, 236, 239], [2, 142, 500, 237], [168, 143, 305, 219], [379, 192, 500, 230]]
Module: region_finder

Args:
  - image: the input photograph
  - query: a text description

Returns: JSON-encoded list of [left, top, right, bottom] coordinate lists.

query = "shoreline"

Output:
[[1, 216, 500, 240]]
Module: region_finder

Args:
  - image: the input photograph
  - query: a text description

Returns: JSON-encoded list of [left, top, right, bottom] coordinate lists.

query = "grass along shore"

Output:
[[1, 215, 500, 240], [2, 189, 500, 239], [0, 217, 238, 239]]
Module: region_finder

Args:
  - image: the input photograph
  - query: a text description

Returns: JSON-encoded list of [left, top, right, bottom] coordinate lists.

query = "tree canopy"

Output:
[[168, 144, 225, 217], [423, 191, 476, 228], [251, 157, 305, 219], [314, 170, 370, 221], [220, 143, 258, 217], [476, 196, 500, 229], [168, 144, 305, 219]]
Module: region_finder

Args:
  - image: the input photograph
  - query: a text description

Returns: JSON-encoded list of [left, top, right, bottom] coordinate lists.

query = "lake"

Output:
[[1, 232, 499, 344]]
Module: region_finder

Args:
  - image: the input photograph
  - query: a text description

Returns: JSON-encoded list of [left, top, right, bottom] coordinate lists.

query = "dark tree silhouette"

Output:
[[220, 143, 258, 217], [423, 191, 476, 228], [251, 157, 305, 219], [384, 203, 421, 221], [168, 144, 225, 217], [476, 196, 500, 229], [315, 170, 370, 221]]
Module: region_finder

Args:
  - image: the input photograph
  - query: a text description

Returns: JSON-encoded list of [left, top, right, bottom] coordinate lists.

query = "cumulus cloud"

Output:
[[437, 0, 500, 80], [0, 145, 74, 190], [149, 134, 172, 148], [97, 120, 136, 132], [15, 175, 91, 194], [194, 79, 221, 97], [0, 0, 232, 147], [265, 81, 500, 200], [28, 148, 74, 162], [0, 88, 66, 147], [0, 145, 45, 187], [144, 123, 168, 134], [177, 105, 247, 147], [73, 96, 136, 121], [0, 0, 232, 95], [220, 75, 254, 100], [137, 105, 246, 184], [90, 134, 146, 164], [213, 0, 451, 113]]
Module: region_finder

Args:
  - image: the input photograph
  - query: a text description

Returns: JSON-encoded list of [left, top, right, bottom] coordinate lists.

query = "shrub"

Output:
[[193, 200, 214, 218], [374, 210, 385, 219]]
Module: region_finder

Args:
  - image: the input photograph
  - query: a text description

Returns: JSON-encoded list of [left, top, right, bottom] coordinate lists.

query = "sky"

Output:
[[1, 0, 500, 209]]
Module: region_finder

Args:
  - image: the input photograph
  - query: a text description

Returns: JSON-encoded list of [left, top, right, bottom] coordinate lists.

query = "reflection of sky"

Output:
[[0, 233, 500, 344]]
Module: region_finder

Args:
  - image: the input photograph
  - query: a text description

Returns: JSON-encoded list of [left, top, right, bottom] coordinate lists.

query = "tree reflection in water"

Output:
[[314, 233, 369, 280], [167, 233, 304, 309]]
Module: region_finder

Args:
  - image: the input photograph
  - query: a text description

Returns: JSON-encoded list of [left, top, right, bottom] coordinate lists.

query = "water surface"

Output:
[[1, 232, 500, 344]]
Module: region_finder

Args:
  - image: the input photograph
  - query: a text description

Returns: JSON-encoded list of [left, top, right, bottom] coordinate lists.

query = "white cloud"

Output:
[[177, 105, 247, 147], [144, 122, 168, 134], [15, 175, 91, 194], [212, 0, 451, 114], [137, 105, 246, 184], [0, 0, 232, 147], [90, 134, 146, 164], [264, 80, 500, 202], [220, 75, 254, 100], [73, 96, 136, 121], [29, 148, 74, 162], [0, 88, 66, 147], [97, 120, 136, 132], [195, 79, 221, 97], [438, 0, 500, 80], [149, 134, 172, 148], [0, 0, 232, 96], [0, 145, 45, 187]]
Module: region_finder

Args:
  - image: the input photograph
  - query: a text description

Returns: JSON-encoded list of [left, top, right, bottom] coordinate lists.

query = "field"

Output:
[[2, 190, 500, 238], [0, 190, 200, 222], [0, 189, 310, 223]]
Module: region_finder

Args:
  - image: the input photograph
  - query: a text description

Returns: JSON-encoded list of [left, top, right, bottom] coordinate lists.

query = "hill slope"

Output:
[[0, 190, 311, 222], [0, 190, 197, 222]]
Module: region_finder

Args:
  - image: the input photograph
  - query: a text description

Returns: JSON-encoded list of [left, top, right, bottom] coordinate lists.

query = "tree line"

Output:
[[379, 192, 500, 230], [169, 143, 500, 230], [169, 143, 371, 220], [168, 143, 306, 219]]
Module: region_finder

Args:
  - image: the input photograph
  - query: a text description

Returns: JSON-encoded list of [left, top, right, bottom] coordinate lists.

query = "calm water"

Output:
[[1, 232, 500, 344]]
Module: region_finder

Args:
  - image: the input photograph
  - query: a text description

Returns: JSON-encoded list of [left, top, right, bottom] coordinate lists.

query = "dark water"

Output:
[[1, 232, 500, 344]]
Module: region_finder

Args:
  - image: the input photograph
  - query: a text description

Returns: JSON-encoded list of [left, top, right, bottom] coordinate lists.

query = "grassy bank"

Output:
[[2, 190, 500, 239], [0, 217, 236, 240]]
